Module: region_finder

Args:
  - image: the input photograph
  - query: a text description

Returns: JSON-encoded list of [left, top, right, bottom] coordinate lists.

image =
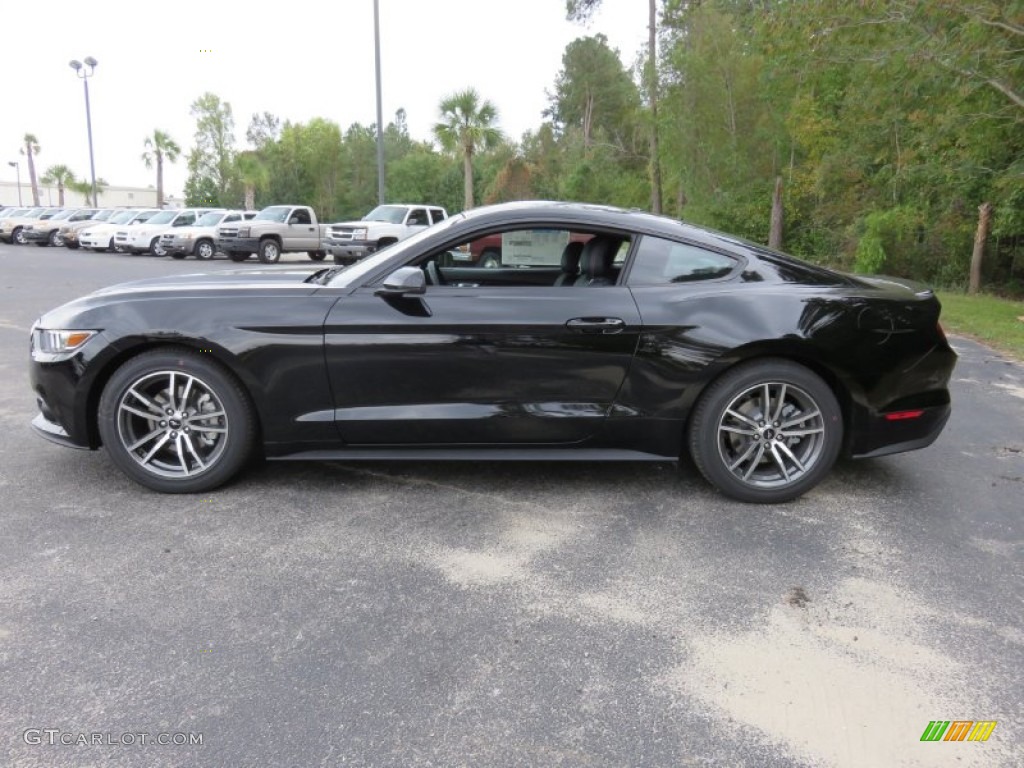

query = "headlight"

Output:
[[352, 227, 368, 239], [237, 227, 250, 237], [33, 329, 97, 355]]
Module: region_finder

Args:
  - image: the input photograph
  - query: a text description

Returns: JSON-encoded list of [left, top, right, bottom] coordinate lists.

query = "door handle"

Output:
[[566, 317, 625, 334]]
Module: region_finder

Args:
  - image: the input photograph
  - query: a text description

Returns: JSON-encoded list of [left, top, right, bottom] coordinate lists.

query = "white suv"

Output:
[[161, 210, 258, 260], [79, 209, 161, 252], [116, 209, 214, 256]]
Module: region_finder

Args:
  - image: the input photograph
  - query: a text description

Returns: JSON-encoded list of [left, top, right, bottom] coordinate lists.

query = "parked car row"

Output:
[[0, 205, 257, 259], [1, 202, 460, 264]]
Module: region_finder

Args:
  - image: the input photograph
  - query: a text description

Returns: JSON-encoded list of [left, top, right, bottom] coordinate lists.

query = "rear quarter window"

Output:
[[627, 236, 738, 284]]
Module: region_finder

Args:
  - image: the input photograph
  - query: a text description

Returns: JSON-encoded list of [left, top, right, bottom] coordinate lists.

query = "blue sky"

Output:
[[2, 0, 649, 197]]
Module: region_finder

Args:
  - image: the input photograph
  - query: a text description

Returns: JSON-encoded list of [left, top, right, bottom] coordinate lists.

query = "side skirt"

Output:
[[269, 447, 678, 462]]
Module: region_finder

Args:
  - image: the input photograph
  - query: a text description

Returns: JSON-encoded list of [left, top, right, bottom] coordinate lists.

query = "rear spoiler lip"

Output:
[[851, 274, 935, 299]]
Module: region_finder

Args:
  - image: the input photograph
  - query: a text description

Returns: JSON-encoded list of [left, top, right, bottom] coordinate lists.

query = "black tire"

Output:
[[258, 239, 281, 263], [66, 242, 80, 250], [35, 242, 48, 247], [150, 237, 167, 257], [687, 359, 842, 503], [12, 227, 25, 245], [228, 251, 250, 262], [479, 249, 501, 268], [194, 239, 215, 260], [307, 251, 326, 261], [49, 230, 64, 247], [170, 252, 187, 260], [97, 348, 256, 493], [377, 238, 397, 251]]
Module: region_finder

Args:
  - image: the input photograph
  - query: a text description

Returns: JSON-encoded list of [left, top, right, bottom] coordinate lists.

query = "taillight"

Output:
[[884, 410, 925, 421]]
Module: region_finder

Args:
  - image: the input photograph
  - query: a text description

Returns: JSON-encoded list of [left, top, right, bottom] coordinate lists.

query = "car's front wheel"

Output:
[[151, 237, 167, 257], [228, 251, 250, 262], [97, 349, 256, 493], [258, 239, 281, 263], [688, 359, 842, 503], [13, 227, 26, 245], [49, 230, 64, 247], [194, 240, 215, 260]]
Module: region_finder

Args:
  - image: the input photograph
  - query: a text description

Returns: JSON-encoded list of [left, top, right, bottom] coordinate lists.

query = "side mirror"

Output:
[[375, 266, 426, 296]]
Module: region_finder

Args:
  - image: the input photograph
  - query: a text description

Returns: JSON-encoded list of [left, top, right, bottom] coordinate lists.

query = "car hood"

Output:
[[38, 267, 331, 329], [88, 266, 327, 296]]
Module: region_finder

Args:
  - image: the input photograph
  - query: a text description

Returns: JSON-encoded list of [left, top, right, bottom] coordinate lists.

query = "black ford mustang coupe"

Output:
[[29, 202, 956, 503]]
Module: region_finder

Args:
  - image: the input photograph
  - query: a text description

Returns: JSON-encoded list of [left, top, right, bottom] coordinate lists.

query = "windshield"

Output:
[[50, 209, 75, 221], [145, 210, 177, 225], [196, 211, 226, 226], [362, 205, 407, 224], [254, 206, 291, 223], [328, 213, 465, 288], [92, 210, 115, 221], [108, 210, 135, 224], [22, 208, 45, 218], [131, 210, 161, 224]]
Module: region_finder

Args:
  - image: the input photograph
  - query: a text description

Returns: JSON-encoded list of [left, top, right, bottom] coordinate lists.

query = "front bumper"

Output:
[[31, 412, 91, 450], [216, 236, 259, 254], [161, 236, 192, 254], [326, 239, 374, 263], [22, 229, 53, 243], [79, 234, 111, 249]]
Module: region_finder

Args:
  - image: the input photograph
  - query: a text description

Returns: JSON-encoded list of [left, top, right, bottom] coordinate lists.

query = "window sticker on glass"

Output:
[[501, 229, 570, 266]]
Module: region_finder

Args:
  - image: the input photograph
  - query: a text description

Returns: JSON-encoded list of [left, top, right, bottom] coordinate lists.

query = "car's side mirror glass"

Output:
[[375, 266, 426, 296]]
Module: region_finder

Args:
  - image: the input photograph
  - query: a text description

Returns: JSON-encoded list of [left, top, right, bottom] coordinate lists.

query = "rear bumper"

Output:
[[848, 402, 951, 459]]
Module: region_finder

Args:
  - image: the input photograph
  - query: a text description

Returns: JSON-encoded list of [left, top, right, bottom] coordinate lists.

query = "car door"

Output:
[[323, 241, 642, 445], [288, 208, 318, 250]]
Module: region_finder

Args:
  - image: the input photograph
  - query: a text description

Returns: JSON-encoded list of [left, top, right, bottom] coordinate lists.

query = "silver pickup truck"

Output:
[[215, 205, 330, 263]]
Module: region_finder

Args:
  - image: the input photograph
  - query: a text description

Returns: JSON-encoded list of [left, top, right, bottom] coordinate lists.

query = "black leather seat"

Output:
[[553, 241, 584, 286], [574, 236, 621, 286]]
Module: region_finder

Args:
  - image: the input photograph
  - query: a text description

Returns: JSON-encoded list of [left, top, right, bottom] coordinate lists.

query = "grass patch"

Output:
[[937, 291, 1024, 360]]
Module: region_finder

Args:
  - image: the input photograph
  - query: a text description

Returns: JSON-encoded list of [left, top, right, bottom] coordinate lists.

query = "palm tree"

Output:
[[41, 165, 76, 206], [21, 134, 41, 206], [141, 129, 181, 207], [69, 177, 108, 206], [433, 89, 502, 210], [234, 151, 268, 210]]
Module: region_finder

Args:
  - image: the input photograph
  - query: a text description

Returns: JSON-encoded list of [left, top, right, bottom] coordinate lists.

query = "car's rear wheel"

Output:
[[97, 349, 256, 493], [151, 237, 167, 257], [307, 250, 326, 261], [49, 230, 64, 246], [258, 239, 281, 263], [170, 252, 187, 260], [688, 359, 842, 503], [13, 227, 25, 245], [194, 240, 215, 260], [228, 251, 250, 262]]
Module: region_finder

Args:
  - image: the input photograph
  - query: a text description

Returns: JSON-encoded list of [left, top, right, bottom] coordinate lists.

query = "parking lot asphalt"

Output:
[[0, 242, 1021, 767]]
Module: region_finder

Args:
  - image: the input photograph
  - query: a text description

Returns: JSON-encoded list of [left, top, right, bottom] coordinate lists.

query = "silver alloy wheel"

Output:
[[196, 240, 214, 259], [716, 381, 826, 489], [261, 241, 280, 262], [50, 230, 64, 246], [14, 228, 26, 245], [152, 237, 167, 257], [115, 370, 229, 478]]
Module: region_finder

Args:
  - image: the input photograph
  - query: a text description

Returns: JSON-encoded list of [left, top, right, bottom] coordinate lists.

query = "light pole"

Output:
[[373, 0, 385, 205], [7, 161, 22, 206], [69, 57, 98, 207]]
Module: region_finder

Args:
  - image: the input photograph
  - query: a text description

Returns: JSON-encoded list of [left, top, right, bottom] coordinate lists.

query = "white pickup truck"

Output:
[[325, 204, 447, 264]]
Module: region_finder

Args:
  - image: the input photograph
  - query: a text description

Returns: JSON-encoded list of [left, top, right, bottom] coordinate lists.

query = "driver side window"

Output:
[[409, 228, 631, 289]]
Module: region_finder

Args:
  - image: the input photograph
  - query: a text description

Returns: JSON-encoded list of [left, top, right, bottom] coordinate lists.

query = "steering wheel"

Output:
[[426, 260, 445, 286]]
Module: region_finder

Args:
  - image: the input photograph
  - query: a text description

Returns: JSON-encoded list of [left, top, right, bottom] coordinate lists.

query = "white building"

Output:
[[0, 180, 158, 208]]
